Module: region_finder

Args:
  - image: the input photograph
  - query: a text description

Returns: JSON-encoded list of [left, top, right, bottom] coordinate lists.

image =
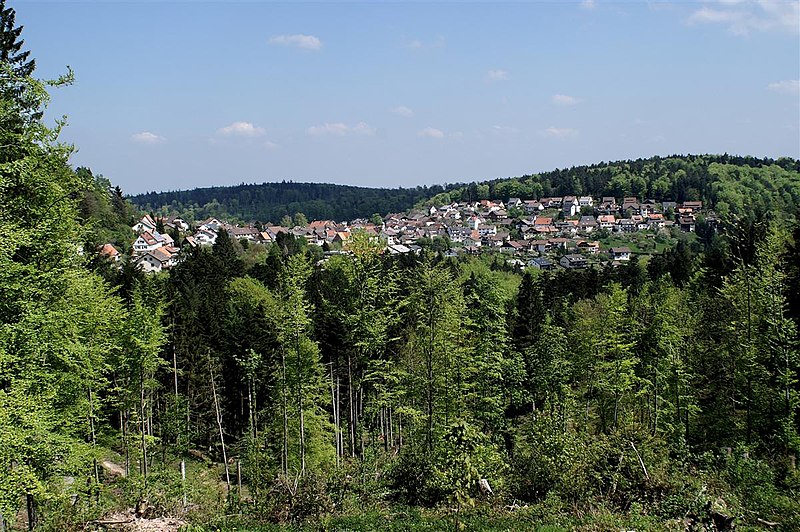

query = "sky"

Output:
[[12, 0, 800, 195]]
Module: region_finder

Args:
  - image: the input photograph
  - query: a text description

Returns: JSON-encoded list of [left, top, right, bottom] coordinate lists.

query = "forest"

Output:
[[129, 155, 800, 227], [2, 4, 800, 531], [129, 181, 460, 226]]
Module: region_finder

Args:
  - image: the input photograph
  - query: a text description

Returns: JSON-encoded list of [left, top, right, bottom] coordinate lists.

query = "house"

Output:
[[542, 197, 563, 208], [500, 240, 525, 254], [228, 226, 261, 242], [662, 201, 677, 212], [560, 254, 588, 269], [332, 231, 350, 244], [133, 230, 169, 255], [165, 217, 189, 233], [681, 201, 703, 213], [137, 246, 179, 273], [507, 198, 523, 209], [535, 240, 554, 254], [198, 218, 223, 232], [578, 196, 594, 208], [98, 243, 121, 262], [578, 216, 598, 233], [678, 215, 696, 232], [616, 219, 637, 233], [555, 220, 579, 235], [576, 240, 600, 254], [387, 244, 412, 254], [599, 197, 618, 213], [562, 196, 579, 217], [647, 213, 665, 229], [487, 209, 508, 221], [622, 197, 640, 214], [132, 214, 156, 234], [523, 200, 544, 214], [597, 214, 616, 230], [193, 228, 217, 246], [609, 247, 632, 261], [631, 215, 649, 231], [477, 224, 497, 237], [529, 257, 554, 270]]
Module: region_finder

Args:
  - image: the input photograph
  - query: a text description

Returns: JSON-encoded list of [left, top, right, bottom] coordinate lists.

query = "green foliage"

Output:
[[130, 181, 463, 225]]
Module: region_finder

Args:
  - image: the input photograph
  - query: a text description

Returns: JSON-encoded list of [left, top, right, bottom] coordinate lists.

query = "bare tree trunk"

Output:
[[330, 365, 339, 466], [389, 407, 394, 449], [122, 409, 130, 477], [281, 349, 289, 475], [359, 385, 365, 457], [88, 388, 100, 502], [140, 373, 149, 478], [348, 354, 355, 457], [398, 413, 403, 448], [210, 364, 231, 495], [427, 285, 435, 452], [336, 375, 342, 460], [181, 459, 187, 510], [296, 334, 306, 474], [248, 379, 255, 440]]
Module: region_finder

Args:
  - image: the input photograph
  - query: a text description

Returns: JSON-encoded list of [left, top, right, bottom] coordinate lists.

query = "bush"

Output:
[[244, 471, 334, 523], [388, 421, 507, 507]]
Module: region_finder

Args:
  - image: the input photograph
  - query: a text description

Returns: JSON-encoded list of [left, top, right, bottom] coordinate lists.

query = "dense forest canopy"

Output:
[[129, 181, 460, 224], [2, 3, 800, 530], [129, 155, 800, 225]]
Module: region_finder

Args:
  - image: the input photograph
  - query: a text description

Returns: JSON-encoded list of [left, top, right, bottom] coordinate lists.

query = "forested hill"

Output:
[[130, 154, 800, 223], [424, 154, 800, 218], [129, 181, 459, 223]]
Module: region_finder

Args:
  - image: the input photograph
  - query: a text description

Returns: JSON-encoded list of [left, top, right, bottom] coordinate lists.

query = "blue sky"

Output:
[[14, 0, 800, 194]]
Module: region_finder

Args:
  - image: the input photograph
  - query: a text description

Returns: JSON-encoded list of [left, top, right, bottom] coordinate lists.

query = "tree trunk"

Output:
[[25, 494, 35, 532], [296, 334, 306, 474], [281, 348, 289, 475], [348, 354, 355, 457], [330, 365, 339, 466], [210, 364, 231, 495], [140, 372, 148, 478]]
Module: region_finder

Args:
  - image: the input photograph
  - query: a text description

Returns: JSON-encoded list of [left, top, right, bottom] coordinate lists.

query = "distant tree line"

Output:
[[425, 155, 800, 220], [128, 181, 461, 225], [128, 155, 799, 226]]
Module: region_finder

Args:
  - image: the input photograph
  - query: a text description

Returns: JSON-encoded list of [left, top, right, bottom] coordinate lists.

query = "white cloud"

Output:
[[487, 69, 509, 81], [580, 0, 596, 9], [218, 121, 266, 137], [307, 121, 376, 136], [541, 126, 579, 140], [418, 127, 445, 139], [767, 79, 800, 94], [687, 1, 800, 36], [552, 93, 583, 106], [268, 34, 323, 51], [390, 105, 414, 117], [264, 140, 279, 150], [131, 131, 165, 144]]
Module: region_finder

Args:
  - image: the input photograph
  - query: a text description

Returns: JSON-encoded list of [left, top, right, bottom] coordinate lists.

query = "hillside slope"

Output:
[[129, 154, 800, 223], [129, 181, 458, 224], [423, 154, 800, 218]]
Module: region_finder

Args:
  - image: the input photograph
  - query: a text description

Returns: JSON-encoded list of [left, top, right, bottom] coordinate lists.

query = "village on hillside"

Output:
[[100, 195, 714, 273]]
